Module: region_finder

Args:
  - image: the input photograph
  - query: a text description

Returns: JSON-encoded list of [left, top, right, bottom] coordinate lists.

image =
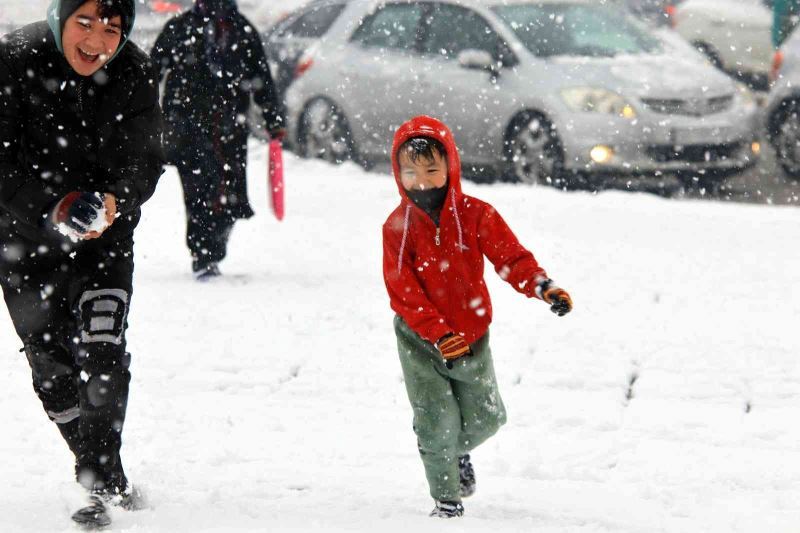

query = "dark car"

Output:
[[262, 0, 349, 104]]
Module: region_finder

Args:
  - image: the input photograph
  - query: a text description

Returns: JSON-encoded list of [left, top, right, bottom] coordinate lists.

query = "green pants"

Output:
[[394, 316, 507, 502]]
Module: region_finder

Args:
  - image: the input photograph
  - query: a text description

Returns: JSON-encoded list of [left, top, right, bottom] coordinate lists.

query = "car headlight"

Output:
[[560, 87, 637, 119]]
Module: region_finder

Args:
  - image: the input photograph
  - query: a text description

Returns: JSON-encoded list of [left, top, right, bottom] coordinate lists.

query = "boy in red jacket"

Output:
[[383, 116, 572, 518]]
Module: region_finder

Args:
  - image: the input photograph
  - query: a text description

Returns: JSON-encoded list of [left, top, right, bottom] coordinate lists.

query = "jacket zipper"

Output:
[[435, 227, 440, 246], [78, 79, 84, 111]]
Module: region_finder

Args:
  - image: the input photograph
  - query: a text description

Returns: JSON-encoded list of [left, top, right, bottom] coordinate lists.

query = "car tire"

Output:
[[503, 113, 567, 187], [770, 98, 800, 180], [298, 98, 354, 164]]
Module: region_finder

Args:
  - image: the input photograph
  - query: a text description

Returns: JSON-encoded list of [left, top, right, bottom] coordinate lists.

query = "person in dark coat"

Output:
[[151, 0, 284, 279], [0, 0, 164, 526]]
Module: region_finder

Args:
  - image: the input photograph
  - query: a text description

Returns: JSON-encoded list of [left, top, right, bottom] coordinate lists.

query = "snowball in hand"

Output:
[[55, 192, 110, 242]]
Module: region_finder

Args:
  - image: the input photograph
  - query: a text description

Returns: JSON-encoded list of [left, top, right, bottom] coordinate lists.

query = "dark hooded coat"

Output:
[[0, 0, 164, 246], [150, 0, 283, 221]]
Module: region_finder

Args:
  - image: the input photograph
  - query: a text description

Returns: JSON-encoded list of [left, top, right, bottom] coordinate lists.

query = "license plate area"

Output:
[[670, 126, 732, 146]]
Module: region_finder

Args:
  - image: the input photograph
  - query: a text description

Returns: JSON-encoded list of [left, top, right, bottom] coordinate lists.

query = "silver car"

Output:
[[263, 0, 350, 102], [766, 27, 800, 181], [285, 0, 760, 188]]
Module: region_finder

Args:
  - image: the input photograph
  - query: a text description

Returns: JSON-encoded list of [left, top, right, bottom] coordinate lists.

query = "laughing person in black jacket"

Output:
[[0, 0, 163, 527]]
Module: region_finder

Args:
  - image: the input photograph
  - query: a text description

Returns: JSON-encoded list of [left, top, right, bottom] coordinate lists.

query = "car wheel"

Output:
[[299, 98, 353, 164], [504, 114, 565, 186], [771, 99, 800, 180]]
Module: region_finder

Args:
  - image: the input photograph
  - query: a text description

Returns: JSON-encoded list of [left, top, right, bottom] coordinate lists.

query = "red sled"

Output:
[[268, 139, 284, 221]]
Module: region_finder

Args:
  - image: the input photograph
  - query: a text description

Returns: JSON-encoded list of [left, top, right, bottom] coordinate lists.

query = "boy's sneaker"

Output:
[[193, 262, 221, 281], [459, 454, 476, 498], [71, 494, 111, 529], [429, 500, 464, 518]]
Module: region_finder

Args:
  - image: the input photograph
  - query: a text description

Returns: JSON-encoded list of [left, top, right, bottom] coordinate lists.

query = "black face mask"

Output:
[[407, 185, 448, 220]]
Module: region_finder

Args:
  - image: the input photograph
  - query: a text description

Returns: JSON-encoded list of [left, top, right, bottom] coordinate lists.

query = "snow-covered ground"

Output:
[[0, 145, 798, 532]]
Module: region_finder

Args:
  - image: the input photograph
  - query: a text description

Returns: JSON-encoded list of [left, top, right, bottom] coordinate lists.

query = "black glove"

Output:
[[536, 278, 573, 317], [52, 192, 104, 234]]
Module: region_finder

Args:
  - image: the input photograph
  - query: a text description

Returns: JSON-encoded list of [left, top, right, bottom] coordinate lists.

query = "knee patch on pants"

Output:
[[77, 289, 129, 346]]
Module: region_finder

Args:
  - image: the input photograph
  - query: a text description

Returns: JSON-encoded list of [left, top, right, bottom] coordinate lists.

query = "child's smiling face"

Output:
[[62, 1, 123, 77], [399, 148, 448, 192]]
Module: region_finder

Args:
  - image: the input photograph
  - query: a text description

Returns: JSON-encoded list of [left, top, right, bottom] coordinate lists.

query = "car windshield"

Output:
[[491, 2, 662, 58]]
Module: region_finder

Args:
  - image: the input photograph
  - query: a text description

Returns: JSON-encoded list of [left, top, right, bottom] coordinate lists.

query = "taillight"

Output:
[[770, 50, 784, 83], [150, 1, 183, 14], [665, 4, 677, 29], [294, 57, 314, 79]]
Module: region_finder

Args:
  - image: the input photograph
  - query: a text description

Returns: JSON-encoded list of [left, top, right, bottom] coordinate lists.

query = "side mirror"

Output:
[[458, 49, 499, 77]]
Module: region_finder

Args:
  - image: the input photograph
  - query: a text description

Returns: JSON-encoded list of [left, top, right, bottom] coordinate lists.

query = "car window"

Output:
[[278, 3, 347, 39], [492, 3, 662, 58], [351, 3, 425, 52], [571, 7, 641, 52], [421, 4, 503, 60]]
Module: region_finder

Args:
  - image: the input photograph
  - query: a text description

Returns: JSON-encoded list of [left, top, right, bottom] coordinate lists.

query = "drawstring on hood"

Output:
[[47, 0, 136, 63], [392, 116, 466, 273], [397, 205, 413, 276]]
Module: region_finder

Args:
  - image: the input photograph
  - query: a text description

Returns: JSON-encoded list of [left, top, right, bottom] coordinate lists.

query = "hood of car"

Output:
[[544, 52, 736, 101]]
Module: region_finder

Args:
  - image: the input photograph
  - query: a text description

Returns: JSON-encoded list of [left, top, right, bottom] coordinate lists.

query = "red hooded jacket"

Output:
[[383, 116, 549, 345]]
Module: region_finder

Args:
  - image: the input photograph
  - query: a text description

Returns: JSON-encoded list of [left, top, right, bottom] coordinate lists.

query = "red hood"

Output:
[[391, 115, 462, 205]]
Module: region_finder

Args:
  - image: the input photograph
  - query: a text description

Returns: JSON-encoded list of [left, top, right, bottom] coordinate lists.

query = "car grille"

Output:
[[640, 95, 734, 116], [646, 143, 743, 163]]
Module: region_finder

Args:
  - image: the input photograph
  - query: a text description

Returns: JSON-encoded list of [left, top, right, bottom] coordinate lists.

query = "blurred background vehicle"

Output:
[[766, 23, 800, 178], [285, 0, 760, 190], [671, 0, 773, 90], [262, 0, 349, 105]]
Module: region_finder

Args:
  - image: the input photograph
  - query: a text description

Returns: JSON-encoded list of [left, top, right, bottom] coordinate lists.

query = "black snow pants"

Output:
[[174, 122, 253, 271], [0, 237, 134, 494]]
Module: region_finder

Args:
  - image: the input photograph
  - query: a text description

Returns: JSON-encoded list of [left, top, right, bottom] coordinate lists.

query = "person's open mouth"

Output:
[[77, 47, 101, 64]]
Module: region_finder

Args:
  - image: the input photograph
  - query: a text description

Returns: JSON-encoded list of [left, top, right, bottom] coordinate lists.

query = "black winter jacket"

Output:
[[151, 5, 282, 161], [0, 21, 164, 246]]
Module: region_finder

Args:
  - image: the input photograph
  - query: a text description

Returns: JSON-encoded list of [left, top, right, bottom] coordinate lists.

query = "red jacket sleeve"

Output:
[[383, 216, 453, 344], [477, 202, 548, 299]]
